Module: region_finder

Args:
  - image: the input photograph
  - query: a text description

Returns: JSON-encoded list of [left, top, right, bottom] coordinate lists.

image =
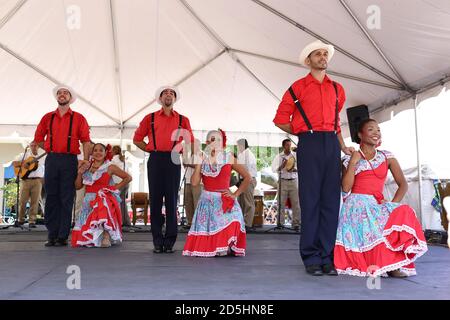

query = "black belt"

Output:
[[23, 177, 42, 180]]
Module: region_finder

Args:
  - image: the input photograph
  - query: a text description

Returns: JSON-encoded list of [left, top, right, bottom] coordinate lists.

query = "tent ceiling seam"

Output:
[[0, 42, 121, 124], [338, 0, 412, 92], [231, 49, 403, 90], [122, 49, 227, 124], [0, 0, 28, 30], [250, 0, 405, 88], [109, 0, 124, 126], [178, 0, 281, 103], [230, 52, 281, 101], [178, 0, 228, 50], [370, 75, 450, 115]]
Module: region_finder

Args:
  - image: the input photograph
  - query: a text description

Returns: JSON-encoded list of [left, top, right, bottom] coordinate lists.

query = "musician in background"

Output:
[[237, 138, 258, 231], [12, 141, 45, 228], [271, 139, 300, 231]]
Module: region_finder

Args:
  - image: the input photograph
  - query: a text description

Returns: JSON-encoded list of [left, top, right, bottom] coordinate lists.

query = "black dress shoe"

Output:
[[55, 238, 68, 246], [322, 264, 338, 276], [153, 246, 164, 253], [164, 246, 175, 253], [28, 223, 37, 228], [305, 265, 324, 276], [45, 239, 56, 247]]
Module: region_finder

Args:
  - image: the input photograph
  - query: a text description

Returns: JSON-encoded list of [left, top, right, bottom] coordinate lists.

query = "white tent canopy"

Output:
[[0, 0, 450, 145]]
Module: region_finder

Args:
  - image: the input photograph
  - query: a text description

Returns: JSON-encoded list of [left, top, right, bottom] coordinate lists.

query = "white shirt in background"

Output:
[[110, 154, 130, 184], [183, 151, 204, 184], [237, 148, 257, 178]]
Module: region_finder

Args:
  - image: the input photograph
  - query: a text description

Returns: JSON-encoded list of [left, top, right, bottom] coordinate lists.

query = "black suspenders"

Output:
[[151, 112, 157, 151], [67, 112, 74, 153], [288, 81, 340, 134], [49, 112, 74, 153], [288, 87, 313, 133], [49, 113, 56, 152], [332, 81, 339, 133], [150, 112, 183, 151]]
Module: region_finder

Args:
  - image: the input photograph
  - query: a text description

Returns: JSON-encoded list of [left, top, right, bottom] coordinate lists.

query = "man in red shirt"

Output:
[[34, 85, 91, 247], [273, 40, 354, 276], [133, 86, 194, 254]]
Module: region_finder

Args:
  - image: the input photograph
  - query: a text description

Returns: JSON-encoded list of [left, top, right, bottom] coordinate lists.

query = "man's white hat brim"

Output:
[[299, 40, 335, 67], [53, 85, 77, 104], [155, 86, 181, 105]]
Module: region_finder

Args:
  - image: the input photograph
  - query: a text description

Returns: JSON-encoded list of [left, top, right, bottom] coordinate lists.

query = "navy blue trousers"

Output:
[[297, 132, 341, 267], [44, 153, 78, 240], [147, 152, 181, 248]]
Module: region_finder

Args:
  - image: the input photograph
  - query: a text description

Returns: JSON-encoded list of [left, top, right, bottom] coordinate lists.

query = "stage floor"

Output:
[[0, 226, 449, 300]]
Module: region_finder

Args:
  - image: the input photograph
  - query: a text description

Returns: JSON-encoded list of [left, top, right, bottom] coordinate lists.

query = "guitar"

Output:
[[14, 153, 47, 179]]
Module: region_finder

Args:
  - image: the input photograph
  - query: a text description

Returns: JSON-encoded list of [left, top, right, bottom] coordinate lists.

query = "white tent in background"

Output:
[[1, 0, 450, 223], [0, 0, 449, 145]]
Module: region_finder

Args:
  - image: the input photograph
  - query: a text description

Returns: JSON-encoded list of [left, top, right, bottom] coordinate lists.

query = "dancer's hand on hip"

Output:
[[222, 190, 237, 200]]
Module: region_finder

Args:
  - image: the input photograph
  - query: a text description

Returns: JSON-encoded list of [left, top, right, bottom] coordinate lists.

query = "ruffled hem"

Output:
[[71, 218, 122, 247], [337, 265, 417, 278], [71, 188, 122, 248], [334, 243, 421, 277], [334, 205, 428, 277], [183, 221, 246, 257]]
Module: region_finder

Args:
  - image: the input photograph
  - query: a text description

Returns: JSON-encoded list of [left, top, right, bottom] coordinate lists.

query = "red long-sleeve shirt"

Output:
[[273, 73, 346, 134]]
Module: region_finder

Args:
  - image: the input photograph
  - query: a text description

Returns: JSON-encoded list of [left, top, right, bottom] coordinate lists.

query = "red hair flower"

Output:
[[105, 144, 113, 161], [218, 128, 227, 148]]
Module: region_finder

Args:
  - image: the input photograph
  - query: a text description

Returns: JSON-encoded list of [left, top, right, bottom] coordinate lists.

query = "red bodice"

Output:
[[85, 172, 113, 193], [202, 164, 232, 192], [351, 159, 388, 203]]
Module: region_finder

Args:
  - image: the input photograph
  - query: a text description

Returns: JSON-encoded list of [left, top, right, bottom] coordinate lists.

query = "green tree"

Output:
[[0, 178, 18, 211]]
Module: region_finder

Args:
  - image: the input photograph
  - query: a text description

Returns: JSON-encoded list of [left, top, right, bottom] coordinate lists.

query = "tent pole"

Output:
[[109, 0, 124, 127], [0, 43, 121, 124], [230, 49, 402, 90], [371, 76, 450, 116], [250, 0, 404, 88], [413, 94, 424, 227], [0, 0, 28, 30], [338, 0, 411, 92], [123, 49, 226, 124]]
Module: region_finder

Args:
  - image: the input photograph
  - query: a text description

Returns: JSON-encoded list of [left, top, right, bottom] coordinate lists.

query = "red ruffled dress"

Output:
[[334, 150, 428, 276], [71, 163, 123, 247], [183, 152, 246, 257]]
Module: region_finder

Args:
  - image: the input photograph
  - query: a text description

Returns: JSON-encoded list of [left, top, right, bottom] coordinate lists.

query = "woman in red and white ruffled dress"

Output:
[[71, 143, 132, 248], [334, 119, 427, 277], [182, 129, 251, 257]]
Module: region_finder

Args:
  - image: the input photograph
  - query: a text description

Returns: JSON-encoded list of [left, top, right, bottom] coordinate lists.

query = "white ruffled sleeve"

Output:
[[380, 150, 395, 159]]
